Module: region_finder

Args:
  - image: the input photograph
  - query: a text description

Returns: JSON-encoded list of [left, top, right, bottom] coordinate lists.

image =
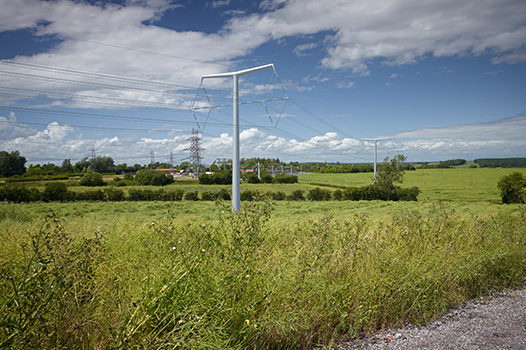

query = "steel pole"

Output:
[[374, 140, 377, 182], [232, 75, 240, 211]]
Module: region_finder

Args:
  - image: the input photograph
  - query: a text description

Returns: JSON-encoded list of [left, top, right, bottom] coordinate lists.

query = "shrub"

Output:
[[200, 191, 214, 201], [77, 189, 105, 202], [104, 187, 126, 201], [307, 187, 332, 201], [246, 173, 260, 184], [267, 191, 287, 201], [0, 184, 42, 203], [171, 189, 185, 201], [42, 182, 71, 202], [123, 173, 134, 181], [288, 189, 305, 201], [241, 190, 256, 201], [184, 191, 199, 201], [497, 172, 526, 204], [199, 171, 232, 185], [128, 188, 154, 201], [260, 172, 273, 183], [80, 172, 105, 187], [135, 170, 174, 186], [332, 189, 343, 201], [274, 173, 298, 183]]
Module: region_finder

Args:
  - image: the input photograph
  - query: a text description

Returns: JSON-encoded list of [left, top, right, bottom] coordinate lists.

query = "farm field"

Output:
[[1, 167, 525, 349]]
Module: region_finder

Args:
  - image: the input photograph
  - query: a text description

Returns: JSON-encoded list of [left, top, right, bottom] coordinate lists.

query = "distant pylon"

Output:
[[150, 150, 155, 169], [183, 129, 205, 175]]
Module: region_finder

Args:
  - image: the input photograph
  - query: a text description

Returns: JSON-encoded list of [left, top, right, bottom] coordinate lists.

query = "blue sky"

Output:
[[0, 0, 525, 166]]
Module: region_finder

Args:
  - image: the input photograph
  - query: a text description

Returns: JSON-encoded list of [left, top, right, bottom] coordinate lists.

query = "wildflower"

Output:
[[245, 319, 250, 326], [202, 249, 206, 252], [171, 247, 176, 251], [151, 221, 155, 225], [246, 275, 250, 278]]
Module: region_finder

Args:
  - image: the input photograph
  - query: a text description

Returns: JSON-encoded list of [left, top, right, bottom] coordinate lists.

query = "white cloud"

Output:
[[226, 0, 526, 71], [390, 73, 398, 78], [484, 70, 504, 75], [394, 113, 526, 142], [2, 113, 526, 164], [207, 0, 231, 9], [1, 0, 524, 107], [293, 42, 318, 57]]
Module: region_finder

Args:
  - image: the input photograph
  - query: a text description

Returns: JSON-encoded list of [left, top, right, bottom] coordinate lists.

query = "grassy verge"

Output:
[[1, 201, 525, 349]]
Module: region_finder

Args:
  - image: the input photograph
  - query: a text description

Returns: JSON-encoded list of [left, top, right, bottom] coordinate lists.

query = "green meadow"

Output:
[[1, 167, 525, 349]]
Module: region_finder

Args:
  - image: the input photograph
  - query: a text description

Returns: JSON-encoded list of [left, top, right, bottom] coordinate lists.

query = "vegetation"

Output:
[[445, 158, 467, 166], [79, 171, 105, 186], [1, 201, 525, 349], [0, 151, 26, 177], [475, 157, 526, 168], [135, 169, 175, 186], [497, 172, 526, 204]]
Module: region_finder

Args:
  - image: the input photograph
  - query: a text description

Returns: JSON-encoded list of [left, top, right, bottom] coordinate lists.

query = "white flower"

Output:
[[171, 247, 176, 251]]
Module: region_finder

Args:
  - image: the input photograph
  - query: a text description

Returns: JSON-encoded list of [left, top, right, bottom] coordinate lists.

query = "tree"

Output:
[[0, 150, 26, 177], [497, 172, 526, 204], [91, 156, 116, 173], [61, 159, 72, 173], [80, 171, 105, 186], [75, 157, 90, 173], [375, 155, 407, 200]]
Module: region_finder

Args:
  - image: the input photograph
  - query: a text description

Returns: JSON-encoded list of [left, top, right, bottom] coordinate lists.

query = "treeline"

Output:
[[0, 183, 420, 203], [310, 163, 416, 173], [474, 158, 526, 168], [199, 171, 298, 185]]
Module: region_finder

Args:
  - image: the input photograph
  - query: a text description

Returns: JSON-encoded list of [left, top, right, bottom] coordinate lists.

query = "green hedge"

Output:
[[0, 184, 420, 203]]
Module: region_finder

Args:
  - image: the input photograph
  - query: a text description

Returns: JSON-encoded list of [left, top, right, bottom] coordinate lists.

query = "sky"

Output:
[[0, 0, 525, 167]]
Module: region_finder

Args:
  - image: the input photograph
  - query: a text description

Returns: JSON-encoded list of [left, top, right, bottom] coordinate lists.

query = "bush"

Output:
[[184, 191, 199, 201], [128, 188, 154, 201], [0, 184, 42, 203], [42, 182, 71, 202], [77, 189, 105, 202], [199, 171, 232, 185], [80, 172, 105, 187], [200, 189, 231, 201], [288, 189, 305, 201], [267, 191, 287, 201], [135, 170, 174, 186], [332, 189, 343, 201], [104, 187, 126, 201], [307, 187, 332, 201], [241, 190, 257, 201], [274, 173, 298, 183], [497, 172, 526, 204], [246, 173, 260, 184], [260, 172, 273, 183]]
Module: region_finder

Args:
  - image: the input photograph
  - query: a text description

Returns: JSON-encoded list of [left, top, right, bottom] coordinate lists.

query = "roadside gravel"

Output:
[[334, 288, 526, 350]]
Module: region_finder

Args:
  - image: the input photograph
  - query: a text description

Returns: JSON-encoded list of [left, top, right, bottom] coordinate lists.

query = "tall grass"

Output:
[[1, 201, 525, 349]]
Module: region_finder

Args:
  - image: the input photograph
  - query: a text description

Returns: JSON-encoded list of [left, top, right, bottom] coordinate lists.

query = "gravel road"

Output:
[[334, 289, 526, 350]]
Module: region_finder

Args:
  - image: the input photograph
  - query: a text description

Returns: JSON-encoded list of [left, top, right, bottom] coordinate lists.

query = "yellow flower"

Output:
[[245, 319, 250, 326]]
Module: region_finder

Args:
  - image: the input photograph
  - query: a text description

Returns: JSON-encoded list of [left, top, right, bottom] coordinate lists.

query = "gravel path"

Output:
[[334, 289, 526, 350]]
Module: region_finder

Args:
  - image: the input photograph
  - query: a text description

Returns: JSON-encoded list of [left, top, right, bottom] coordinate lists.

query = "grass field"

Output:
[[1, 168, 525, 349]]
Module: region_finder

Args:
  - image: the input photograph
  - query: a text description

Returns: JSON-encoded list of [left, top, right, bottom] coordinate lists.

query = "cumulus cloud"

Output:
[[226, 0, 526, 72], [1, 0, 524, 107]]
